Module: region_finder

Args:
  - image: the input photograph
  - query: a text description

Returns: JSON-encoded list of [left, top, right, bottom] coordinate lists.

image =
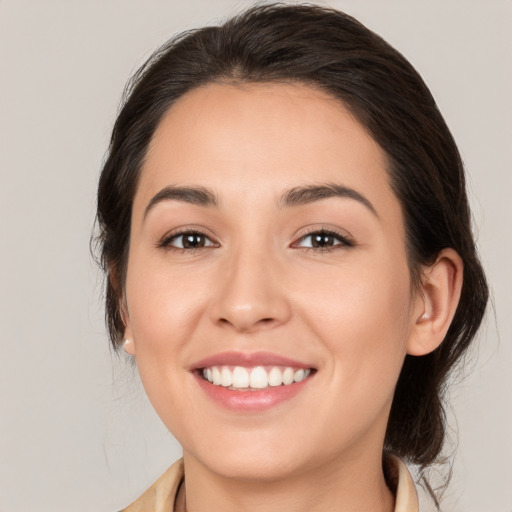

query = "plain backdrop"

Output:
[[0, 1, 511, 511]]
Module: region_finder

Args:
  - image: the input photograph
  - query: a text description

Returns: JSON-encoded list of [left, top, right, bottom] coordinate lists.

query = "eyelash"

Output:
[[293, 228, 354, 252], [158, 229, 217, 251], [158, 228, 354, 253]]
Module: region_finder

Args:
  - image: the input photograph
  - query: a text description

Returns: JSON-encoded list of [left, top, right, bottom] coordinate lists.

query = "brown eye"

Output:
[[295, 230, 353, 250], [181, 233, 206, 248], [311, 233, 337, 248], [162, 231, 216, 250]]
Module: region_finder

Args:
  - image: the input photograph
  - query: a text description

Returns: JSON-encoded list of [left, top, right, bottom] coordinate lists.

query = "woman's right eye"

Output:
[[160, 231, 216, 250]]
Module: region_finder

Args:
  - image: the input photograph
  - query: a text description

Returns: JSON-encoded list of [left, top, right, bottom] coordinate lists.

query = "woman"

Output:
[[96, 4, 488, 511]]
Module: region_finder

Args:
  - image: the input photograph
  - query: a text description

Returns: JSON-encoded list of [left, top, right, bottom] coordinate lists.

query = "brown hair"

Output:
[[96, 1, 488, 490]]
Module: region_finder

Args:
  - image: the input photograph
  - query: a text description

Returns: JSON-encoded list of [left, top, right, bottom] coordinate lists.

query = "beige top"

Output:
[[120, 456, 419, 512]]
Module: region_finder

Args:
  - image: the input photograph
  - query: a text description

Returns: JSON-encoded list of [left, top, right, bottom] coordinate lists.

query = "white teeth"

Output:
[[232, 366, 250, 388], [249, 367, 268, 389], [212, 367, 222, 385], [268, 367, 283, 386], [201, 365, 312, 390], [282, 367, 294, 385], [221, 367, 232, 387], [294, 369, 306, 382]]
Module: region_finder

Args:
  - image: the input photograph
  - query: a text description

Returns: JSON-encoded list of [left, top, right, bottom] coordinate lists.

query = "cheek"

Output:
[[123, 255, 209, 428], [298, 263, 412, 446], [124, 252, 210, 358], [295, 253, 413, 384]]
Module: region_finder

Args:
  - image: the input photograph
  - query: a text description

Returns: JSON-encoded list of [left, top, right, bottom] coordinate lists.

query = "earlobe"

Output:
[[121, 302, 136, 356], [407, 248, 464, 356], [123, 338, 135, 355]]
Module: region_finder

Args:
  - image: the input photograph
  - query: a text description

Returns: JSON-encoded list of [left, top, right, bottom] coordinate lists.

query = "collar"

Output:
[[389, 455, 420, 511], [120, 456, 418, 512]]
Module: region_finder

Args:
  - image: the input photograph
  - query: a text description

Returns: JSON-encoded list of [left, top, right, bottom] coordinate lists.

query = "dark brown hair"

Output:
[[96, 1, 488, 486]]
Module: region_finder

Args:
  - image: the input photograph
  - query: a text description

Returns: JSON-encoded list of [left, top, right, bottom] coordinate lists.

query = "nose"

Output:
[[209, 247, 292, 333]]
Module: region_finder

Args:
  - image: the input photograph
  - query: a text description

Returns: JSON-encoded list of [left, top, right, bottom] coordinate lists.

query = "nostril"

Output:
[[216, 315, 277, 331]]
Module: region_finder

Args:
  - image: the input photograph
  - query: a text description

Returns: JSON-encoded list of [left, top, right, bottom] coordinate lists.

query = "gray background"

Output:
[[0, 1, 510, 511]]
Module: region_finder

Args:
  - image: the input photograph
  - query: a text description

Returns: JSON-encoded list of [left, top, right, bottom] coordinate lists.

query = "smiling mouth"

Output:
[[200, 365, 314, 391]]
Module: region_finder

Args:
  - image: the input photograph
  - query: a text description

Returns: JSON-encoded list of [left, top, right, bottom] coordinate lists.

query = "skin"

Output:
[[123, 82, 463, 512]]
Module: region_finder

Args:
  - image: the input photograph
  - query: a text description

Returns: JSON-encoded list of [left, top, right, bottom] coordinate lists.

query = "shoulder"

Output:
[[119, 459, 184, 512]]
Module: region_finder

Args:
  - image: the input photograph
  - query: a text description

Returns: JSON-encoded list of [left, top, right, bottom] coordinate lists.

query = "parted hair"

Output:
[[96, 2, 488, 482]]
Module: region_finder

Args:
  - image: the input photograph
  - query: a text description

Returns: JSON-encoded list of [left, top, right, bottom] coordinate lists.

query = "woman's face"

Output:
[[124, 82, 423, 480]]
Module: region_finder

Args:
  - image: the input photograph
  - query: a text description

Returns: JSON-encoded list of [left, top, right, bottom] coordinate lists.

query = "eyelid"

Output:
[[157, 225, 220, 250], [155, 224, 354, 251], [291, 226, 355, 249]]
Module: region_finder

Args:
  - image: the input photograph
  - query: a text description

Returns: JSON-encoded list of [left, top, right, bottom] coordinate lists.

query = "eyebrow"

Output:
[[144, 185, 218, 218], [144, 182, 378, 218], [279, 183, 378, 216]]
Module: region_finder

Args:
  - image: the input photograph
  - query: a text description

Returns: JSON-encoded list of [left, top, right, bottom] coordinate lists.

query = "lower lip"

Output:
[[194, 373, 312, 412]]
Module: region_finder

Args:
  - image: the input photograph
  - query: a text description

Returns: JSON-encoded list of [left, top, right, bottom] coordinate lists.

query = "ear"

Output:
[[121, 301, 136, 356], [407, 248, 464, 356]]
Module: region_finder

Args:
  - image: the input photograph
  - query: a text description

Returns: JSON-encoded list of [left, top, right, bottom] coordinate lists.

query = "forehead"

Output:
[[135, 81, 399, 221]]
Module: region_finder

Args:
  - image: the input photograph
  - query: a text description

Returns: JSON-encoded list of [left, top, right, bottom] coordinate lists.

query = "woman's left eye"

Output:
[[294, 230, 353, 250]]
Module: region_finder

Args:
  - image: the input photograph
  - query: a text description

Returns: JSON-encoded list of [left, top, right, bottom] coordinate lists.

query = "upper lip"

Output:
[[191, 351, 315, 370]]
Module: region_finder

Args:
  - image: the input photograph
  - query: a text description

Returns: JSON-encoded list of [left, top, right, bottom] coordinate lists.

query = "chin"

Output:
[[184, 432, 314, 482], [203, 452, 305, 482]]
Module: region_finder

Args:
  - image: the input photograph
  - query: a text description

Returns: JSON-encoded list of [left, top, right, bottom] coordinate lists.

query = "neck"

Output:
[[180, 449, 395, 512]]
